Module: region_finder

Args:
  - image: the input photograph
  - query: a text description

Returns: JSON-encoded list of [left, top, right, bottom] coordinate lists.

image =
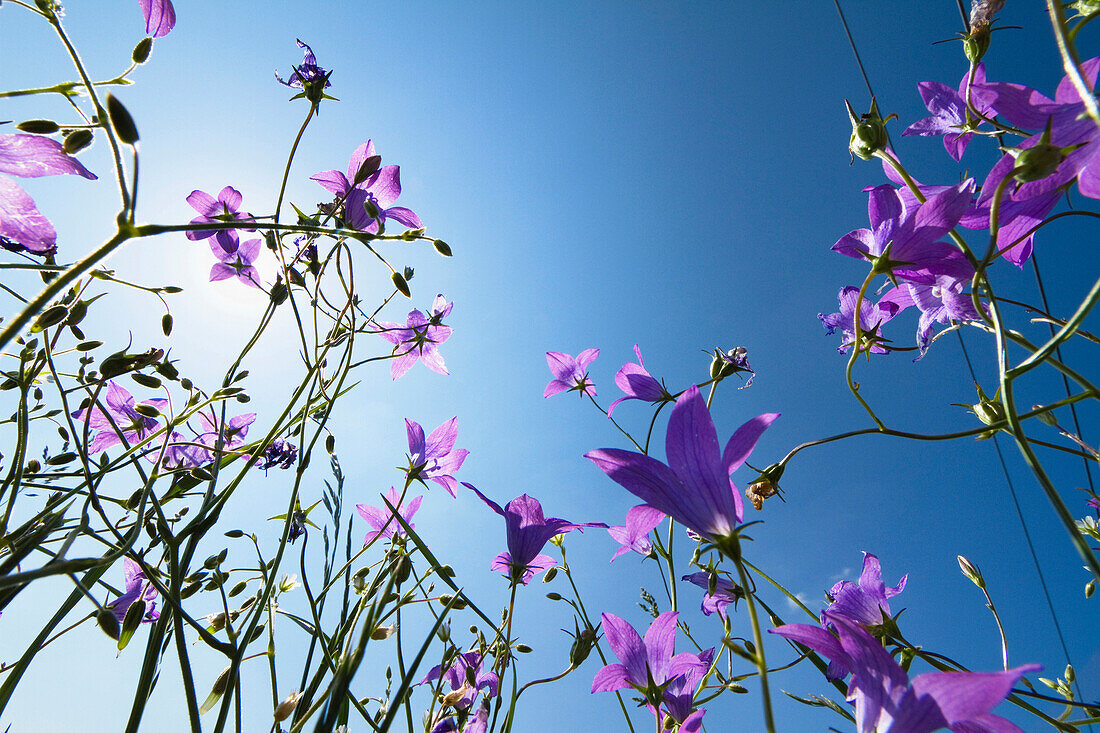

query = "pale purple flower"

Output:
[[356, 487, 422, 545], [906, 277, 982, 357], [276, 40, 331, 91], [771, 613, 1039, 733], [903, 64, 994, 161], [1089, 496, 1100, 512], [819, 285, 911, 355], [311, 140, 422, 233], [73, 382, 167, 454], [255, 439, 297, 471], [185, 186, 254, 254], [682, 572, 741, 621], [544, 349, 598, 398], [827, 553, 908, 627], [138, 0, 175, 37], [209, 236, 262, 288], [109, 558, 159, 623], [404, 417, 468, 497], [607, 504, 664, 562], [419, 651, 499, 711], [193, 409, 256, 460], [376, 295, 453, 379], [608, 345, 670, 416], [467, 485, 602, 585], [586, 386, 779, 544], [0, 134, 97, 253]]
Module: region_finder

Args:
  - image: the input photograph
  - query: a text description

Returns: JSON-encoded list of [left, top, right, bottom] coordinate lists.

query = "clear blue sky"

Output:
[[1, 1, 1096, 730]]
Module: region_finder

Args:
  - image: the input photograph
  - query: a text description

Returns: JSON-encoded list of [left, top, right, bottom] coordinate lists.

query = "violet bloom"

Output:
[[138, 0, 175, 37], [771, 613, 1039, 733], [404, 417, 468, 496], [906, 276, 982, 357], [193, 409, 256, 460], [544, 349, 598, 398], [209, 236, 262, 288], [376, 294, 453, 380], [419, 651, 499, 711], [0, 134, 97, 253], [185, 186, 254, 254], [467, 485, 601, 585], [903, 63, 994, 161], [311, 140, 422, 234], [255, 439, 297, 471], [356, 487, 421, 546], [682, 572, 742, 621], [275, 40, 331, 91], [607, 504, 664, 562], [586, 386, 779, 545], [73, 382, 167, 454], [109, 558, 159, 623], [819, 285, 911, 355], [827, 553, 908, 627], [607, 345, 670, 416]]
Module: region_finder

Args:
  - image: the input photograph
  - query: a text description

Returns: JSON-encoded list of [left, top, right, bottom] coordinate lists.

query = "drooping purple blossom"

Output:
[[376, 294, 453, 379], [819, 285, 911, 355], [109, 558, 159, 623], [419, 651, 499, 711], [607, 504, 664, 562], [827, 552, 908, 627], [0, 134, 97, 253], [467, 485, 602, 585], [255, 439, 298, 472], [311, 140, 422, 233], [185, 186, 254, 254], [903, 63, 994, 161], [544, 349, 599, 398], [404, 417, 468, 496], [209, 236, 262, 288], [906, 277, 983, 357], [771, 613, 1039, 733], [356, 487, 422, 546], [607, 345, 670, 416], [138, 0, 175, 37], [73, 382, 167, 454], [682, 572, 742, 622], [586, 386, 779, 544], [713, 346, 755, 388], [275, 40, 331, 91]]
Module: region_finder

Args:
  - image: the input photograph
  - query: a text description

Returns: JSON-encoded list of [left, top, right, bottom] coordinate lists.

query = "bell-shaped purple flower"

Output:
[[311, 140, 422, 233], [586, 386, 778, 544], [138, 0, 175, 38], [420, 651, 499, 712], [376, 295, 453, 380], [819, 285, 912, 355], [404, 416, 468, 497], [607, 504, 664, 562], [682, 572, 742, 621], [544, 349, 599, 398], [827, 552, 908, 627], [72, 382, 168, 454], [276, 40, 331, 91], [357, 487, 422, 546], [109, 558, 160, 623], [903, 63, 994, 161], [608, 345, 670, 416]]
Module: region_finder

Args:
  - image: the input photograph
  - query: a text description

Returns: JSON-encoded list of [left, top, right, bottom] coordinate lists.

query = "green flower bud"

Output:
[[964, 24, 992, 64], [1012, 142, 1064, 183], [433, 239, 453, 257], [569, 626, 597, 667], [132, 37, 153, 64], [391, 271, 411, 298], [846, 99, 890, 161], [16, 119, 60, 134], [957, 555, 985, 589], [96, 607, 120, 640], [62, 129, 94, 154], [105, 94, 139, 145]]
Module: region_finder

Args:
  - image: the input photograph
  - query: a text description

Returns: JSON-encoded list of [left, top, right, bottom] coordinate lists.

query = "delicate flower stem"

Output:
[[726, 543, 776, 733]]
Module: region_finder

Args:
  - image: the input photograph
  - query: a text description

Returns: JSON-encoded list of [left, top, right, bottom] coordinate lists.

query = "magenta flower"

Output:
[[209, 236, 262, 288], [544, 349, 598, 398], [276, 40, 331, 91], [109, 558, 159, 623], [376, 294, 453, 379], [903, 63, 994, 161], [586, 386, 779, 544], [608, 345, 670, 416], [467, 485, 601, 585], [356, 487, 422, 546], [185, 186, 254, 254], [73, 382, 167, 454], [0, 134, 96, 253], [405, 417, 468, 497], [682, 572, 741, 621], [138, 0, 175, 38], [607, 504, 664, 562], [771, 613, 1039, 733], [311, 140, 422, 233]]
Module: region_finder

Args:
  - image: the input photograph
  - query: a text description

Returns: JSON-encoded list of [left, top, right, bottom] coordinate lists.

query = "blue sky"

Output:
[[1, 1, 1097, 731]]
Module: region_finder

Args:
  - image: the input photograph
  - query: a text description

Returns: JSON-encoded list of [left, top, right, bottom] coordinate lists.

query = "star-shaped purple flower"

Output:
[[607, 504, 665, 562], [311, 140, 422, 234], [419, 651, 499, 711], [544, 349, 599, 398], [819, 285, 911, 355], [185, 186, 254, 254], [276, 40, 331, 91], [376, 294, 453, 380], [608, 345, 670, 416], [682, 571, 742, 621], [138, 0, 175, 38], [356, 487, 422, 546], [404, 417, 468, 497], [209, 236, 262, 288], [827, 552, 908, 627], [586, 386, 779, 544], [903, 63, 994, 161], [109, 557, 160, 623], [73, 382, 168, 454]]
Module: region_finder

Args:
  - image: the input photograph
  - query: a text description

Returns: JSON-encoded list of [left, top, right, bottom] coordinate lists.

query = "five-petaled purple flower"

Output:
[[255, 439, 298, 472], [586, 385, 778, 545], [827, 552, 908, 628], [185, 186, 254, 254], [356, 487, 422, 546], [404, 417, 468, 496], [467, 485, 601, 585], [138, 0, 175, 38], [608, 345, 670, 416], [419, 651, 500, 711], [819, 285, 910, 355], [209, 236, 262, 288], [771, 613, 1039, 733], [276, 40, 332, 91], [607, 504, 664, 562], [0, 134, 97, 253], [73, 382, 167, 455], [682, 571, 742, 622], [376, 294, 453, 379], [544, 349, 599, 398], [109, 557, 160, 623], [311, 140, 422, 233], [903, 63, 994, 161]]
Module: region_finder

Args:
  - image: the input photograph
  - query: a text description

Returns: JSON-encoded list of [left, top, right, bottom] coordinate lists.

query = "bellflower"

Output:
[[607, 345, 670, 416], [404, 417, 468, 496], [73, 382, 167, 454], [586, 386, 779, 544], [185, 186, 254, 254], [607, 504, 664, 562], [771, 613, 1039, 733], [828, 553, 908, 627], [419, 651, 499, 711], [311, 140, 423, 233], [467, 485, 601, 585], [356, 487, 421, 546], [906, 276, 982, 357], [138, 0, 175, 37], [255, 439, 298, 471], [109, 558, 159, 623], [544, 349, 598, 398], [193, 409, 256, 460], [376, 294, 453, 379], [0, 134, 97, 253], [819, 285, 912, 355], [682, 572, 742, 621], [209, 236, 262, 288], [276, 40, 331, 92], [903, 63, 994, 161]]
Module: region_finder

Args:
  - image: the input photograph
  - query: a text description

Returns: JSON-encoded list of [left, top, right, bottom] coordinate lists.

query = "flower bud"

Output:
[[16, 119, 60, 134], [1012, 142, 1065, 183], [199, 666, 234, 715], [957, 555, 985, 589], [273, 690, 302, 722], [569, 626, 597, 667], [433, 239, 453, 257], [1086, 579, 1095, 598], [1065, 664, 1076, 684], [963, 23, 992, 64], [391, 271, 411, 298], [371, 624, 397, 640], [846, 99, 889, 161], [117, 599, 146, 650], [96, 608, 120, 640], [132, 37, 153, 64], [63, 129, 94, 154], [105, 94, 139, 145], [542, 567, 558, 583]]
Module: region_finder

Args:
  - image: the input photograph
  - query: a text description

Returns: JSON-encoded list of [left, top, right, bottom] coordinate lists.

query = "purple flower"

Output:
[[0, 134, 97, 253], [906, 277, 982, 357], [73, 382, 167, 454], [819, 285, 911, 355], [193, 409, 256, 459], [109, 558, 159, 623], [311, 140, 422, 234], [544, 349, 599, 398], [1089, 496, 1100, 512], [255, 439, 297, 471], [138, 0, 175, 38], [376, 294, 453, 379], [771, 613, 1039, 733], [209, 236, 262, 288], [586, 386, 779, 544], [467, 486, 601, 585], [185, 186, 254, 254], [404, 417, 468, 496], [608, 345, 670, 416], [607, 504, 664, 562], [591, 612, 712, 729], [827, 553, 908, 627], [419, 651, 499, 711], [356, 487, 421, 546], [903, 63, 994, 161], [682, 572, 742, 621], [714, 346, 755, 388], [276, 40, 331, 91]]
